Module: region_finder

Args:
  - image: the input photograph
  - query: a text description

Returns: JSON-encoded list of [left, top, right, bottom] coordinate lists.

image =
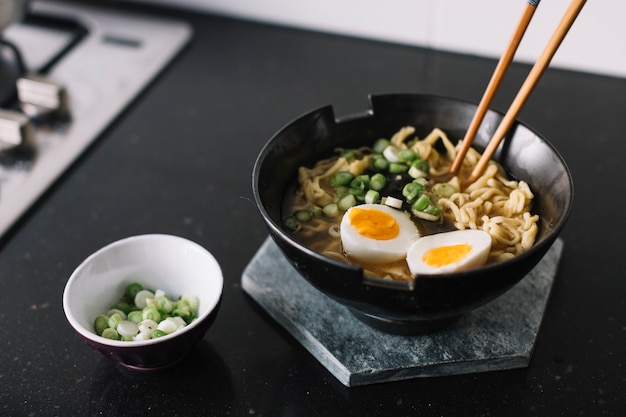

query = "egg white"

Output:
[[340, 204, 420, 263], [406, 229, 492, 275]]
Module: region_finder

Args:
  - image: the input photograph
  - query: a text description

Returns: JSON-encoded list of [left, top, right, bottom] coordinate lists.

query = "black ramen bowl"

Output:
[[252, 93, 573, 334]]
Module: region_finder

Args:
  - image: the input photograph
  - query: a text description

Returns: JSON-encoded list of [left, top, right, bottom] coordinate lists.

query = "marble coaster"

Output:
[[241, 237, 563, 387]]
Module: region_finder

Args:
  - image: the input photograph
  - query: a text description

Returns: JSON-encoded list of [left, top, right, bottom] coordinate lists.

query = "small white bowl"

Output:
[[63, 234, 223, 371]]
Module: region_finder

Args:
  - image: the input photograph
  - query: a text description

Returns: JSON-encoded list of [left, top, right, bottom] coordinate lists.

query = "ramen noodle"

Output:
[[284, 126, 539, 280]]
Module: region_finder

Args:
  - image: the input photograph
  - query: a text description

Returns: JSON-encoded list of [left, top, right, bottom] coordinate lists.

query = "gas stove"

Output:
[[0, 0, 191, 238]]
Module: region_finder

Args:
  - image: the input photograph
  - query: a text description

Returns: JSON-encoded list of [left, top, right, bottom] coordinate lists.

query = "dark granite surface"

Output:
[[1, 1, 625, 416]]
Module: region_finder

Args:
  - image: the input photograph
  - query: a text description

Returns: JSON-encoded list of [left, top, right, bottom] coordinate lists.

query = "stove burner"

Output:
[[0, 0, 192, 238]]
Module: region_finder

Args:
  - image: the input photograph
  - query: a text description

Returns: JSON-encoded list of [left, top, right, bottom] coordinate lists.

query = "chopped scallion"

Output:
[[412, 194, 431, 211], [408, 166, 427, 179], [309, 205, 323, 217], [397, 149, 416, 162], [94, 315, 109, 336], [101, 328, 120, 340], [329, 171, 354, 187], [335, 186, 349, 198], [323, 203, 339, 217], [294, 210, 312, 222], [389, 162, 409, 174], [383, 196, 403, 209], [338, 194, 357, 211], [433, 183, 457, 198], [124, 282, 144, 301], [364, 190, 380, 204], [372, 138, 390, 153], [383, 146, 400, 163], [372, 155, 389, 171], [284, 216, 300, 231], [369, 173, 386, 191], [411, 158, 429, 173], [402, 182, 424, 203]]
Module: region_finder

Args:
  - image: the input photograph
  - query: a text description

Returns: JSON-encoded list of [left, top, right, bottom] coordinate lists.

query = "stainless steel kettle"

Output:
[[0, 0, 28, 32]]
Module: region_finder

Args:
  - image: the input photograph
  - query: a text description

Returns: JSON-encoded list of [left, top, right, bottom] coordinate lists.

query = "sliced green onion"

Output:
[[156, 296, 174, 314], [127, 310, 143, 324], [284, 216, 300, 231], [134, 289, 155, 309], [369, 173, 386, 191], [172, 305, 191, 321], [372, 138, 390, 153], [411, 158, 429, 173], [145, 297, 159, 310], [329, 171, 354, 187], [408, 166, 427, 179], [402, 182, 424, 203], [383, 146, 400, 163], [294, 210, 312, 222], [107, 312, 124, 330], [364, 190, 380, 204], [106, 308, 127, 319], [350, 174, 370, 189], [335, 186, 349, 198], [95, 284, 198, 342], [142, 308, 161, 322], [152, 329, 169, 339], [372, 155, 389, 171], [309, 205, 323, 217], [117, 320, 139, 338], [349, 187, 365, 197], [101, 328, 120, 340], [397, 148, 416, 162], [413, 210, 440, 222], [94, 315, 109, 336], [323, 203, 339, 217], [138, 319, 158, 334], [422, 204, 442, 216], [412, 194, 431, 211], [338, 194, 357, 211], [433, 183, 457, 198], [157, 318, 179, 334], [389, 162, 409, 174], [124, 282, 144, 301], [111, 301, 131, 315], [180, 294, 199, 314], [349, 175, 369, 196], [383, 196, 403, 209]]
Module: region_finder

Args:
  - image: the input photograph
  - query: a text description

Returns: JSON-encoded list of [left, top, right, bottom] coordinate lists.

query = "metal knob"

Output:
[[0, 108, 33, 151], [17, 74, 69, 120]]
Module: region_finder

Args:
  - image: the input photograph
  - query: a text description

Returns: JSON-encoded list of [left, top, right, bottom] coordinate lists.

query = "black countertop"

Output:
[[2, 2, 625, 416]]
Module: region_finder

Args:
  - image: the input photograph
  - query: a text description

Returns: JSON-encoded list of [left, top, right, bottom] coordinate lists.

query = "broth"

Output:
[[281, 127, 538, 281]]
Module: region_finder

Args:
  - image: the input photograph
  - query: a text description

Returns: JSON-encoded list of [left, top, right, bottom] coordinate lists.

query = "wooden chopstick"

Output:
[[449, 0, 540, 176], [466, 0, 587, 183]]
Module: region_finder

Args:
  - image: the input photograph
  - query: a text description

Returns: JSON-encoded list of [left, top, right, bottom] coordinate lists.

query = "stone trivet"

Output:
[[241, 237, 563, 387]]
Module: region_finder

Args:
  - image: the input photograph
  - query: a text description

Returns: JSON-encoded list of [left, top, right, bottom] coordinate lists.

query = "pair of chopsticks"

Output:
[[449, 0, 587, 183]]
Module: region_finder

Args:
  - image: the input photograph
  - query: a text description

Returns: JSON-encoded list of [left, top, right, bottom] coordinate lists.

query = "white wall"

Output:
[[135, 0, 625, 79]]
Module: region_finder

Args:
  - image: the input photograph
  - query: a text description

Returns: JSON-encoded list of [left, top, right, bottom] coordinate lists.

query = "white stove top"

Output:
[[0, 0, 192, 238]]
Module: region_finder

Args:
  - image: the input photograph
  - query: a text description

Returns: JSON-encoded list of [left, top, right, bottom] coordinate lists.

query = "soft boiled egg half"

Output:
[[406, 229, 492, 275], [340, 204, 420, 263]]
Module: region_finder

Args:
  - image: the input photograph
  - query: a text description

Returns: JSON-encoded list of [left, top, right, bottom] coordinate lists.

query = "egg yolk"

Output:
[[348, 207, 400, 240], [422, 244, 472, 268]]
